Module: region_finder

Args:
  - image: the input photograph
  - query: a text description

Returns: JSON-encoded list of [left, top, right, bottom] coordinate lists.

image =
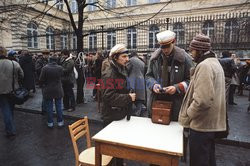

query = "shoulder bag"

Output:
[[9, 61, 29, 105]]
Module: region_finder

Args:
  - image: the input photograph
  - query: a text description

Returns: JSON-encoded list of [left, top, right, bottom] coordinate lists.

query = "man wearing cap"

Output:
[[35, 49, 49, 79], [101, 44, 136, 166], [146, 30, 193, 121], [179, 34, 226, 166], [101, 43, 136, 126]]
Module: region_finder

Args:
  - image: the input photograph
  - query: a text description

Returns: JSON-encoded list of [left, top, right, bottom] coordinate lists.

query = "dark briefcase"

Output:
[[151, 100, 172, 125]]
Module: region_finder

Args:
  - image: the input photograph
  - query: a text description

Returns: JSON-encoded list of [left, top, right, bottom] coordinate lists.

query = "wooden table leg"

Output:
[[171, 157, 179, 166], [96, 84, 100, 113], [95, 142, 101, 166]]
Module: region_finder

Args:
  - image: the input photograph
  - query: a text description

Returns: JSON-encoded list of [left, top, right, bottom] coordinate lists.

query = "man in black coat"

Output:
[[19, 50, 36, 93], [60, 50, 76, 112], [219, 51, 237, 105], [39, 55, 64, 128]]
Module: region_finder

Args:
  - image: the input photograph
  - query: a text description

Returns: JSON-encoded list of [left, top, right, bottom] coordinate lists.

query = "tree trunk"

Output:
[[76, 32, 84, 104]]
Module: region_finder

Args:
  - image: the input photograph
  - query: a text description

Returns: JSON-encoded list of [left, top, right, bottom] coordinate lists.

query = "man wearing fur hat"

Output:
[[178, 34, 226, 166], [101, 44, 136, 166], [145, 30, 193, 121]]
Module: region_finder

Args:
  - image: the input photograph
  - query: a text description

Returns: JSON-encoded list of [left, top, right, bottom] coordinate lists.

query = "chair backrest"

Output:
[[68, 116, 91, 164]]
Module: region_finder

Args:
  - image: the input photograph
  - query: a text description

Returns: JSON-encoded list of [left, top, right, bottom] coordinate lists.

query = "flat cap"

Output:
[[157, 30, 176, 45], [109, 44, 128, 57]]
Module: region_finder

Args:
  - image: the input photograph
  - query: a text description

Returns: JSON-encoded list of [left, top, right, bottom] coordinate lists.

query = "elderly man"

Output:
[[145, 30, 193, 121], [179, 34, 227, 166]]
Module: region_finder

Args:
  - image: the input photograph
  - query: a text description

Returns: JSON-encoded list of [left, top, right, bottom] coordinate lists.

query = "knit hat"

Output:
[[109, 44, 128, 58], [190, 34, 211, 51], [157, 30, 176, 46], [7, 50, 17, 57]]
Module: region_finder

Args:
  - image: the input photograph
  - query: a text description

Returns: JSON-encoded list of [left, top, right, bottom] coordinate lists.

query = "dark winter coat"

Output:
[[93, 57, 103, 79], [127, 56, 146, 101], [39, 62, 64, 100], [219, 58, 237, 78], [35, 57, 48, 77], [101, 60, 132, 124], [19, 55, 35, 91], [145, 47, 193, 121], [61, 57, 75, 85]]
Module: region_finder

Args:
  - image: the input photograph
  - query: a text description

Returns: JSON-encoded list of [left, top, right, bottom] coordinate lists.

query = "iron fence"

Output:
[[83, 12, 250, 55]]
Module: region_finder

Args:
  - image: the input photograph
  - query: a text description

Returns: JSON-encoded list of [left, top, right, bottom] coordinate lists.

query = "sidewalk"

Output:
[[16, 87, 250, 148]]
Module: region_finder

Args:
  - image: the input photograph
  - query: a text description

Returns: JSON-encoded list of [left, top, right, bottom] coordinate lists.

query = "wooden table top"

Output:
[[92, 116, 183, 156]]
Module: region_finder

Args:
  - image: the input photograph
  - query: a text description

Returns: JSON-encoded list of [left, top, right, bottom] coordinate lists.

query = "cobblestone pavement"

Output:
[[17, 86, 250, 148], [0, 111, 250, 166]]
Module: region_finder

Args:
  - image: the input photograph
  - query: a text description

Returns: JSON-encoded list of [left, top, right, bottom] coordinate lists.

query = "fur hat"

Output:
[[109, 44, 128, 58], [156, 30, 176, 46], [190, 34, 211, 51], [42, 49, 50, 55]]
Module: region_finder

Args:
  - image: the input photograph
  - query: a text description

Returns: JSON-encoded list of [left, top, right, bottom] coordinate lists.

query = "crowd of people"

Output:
[[0, 47, 109, 132], [0, 29, 250, 166]]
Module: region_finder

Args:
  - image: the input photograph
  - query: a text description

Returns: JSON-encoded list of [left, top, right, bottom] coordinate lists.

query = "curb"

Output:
[[16, 107, 250, 149], [216, 138, 250, 149], [15, 107, 102, 125]]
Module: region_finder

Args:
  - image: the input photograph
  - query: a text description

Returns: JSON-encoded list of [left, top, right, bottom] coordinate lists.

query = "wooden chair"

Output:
[[68, 117, 113, 166]]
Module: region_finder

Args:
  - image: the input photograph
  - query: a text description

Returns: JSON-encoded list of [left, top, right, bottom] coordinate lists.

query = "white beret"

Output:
[[109, 44, 128, 57], [156, 30, 176, 45]]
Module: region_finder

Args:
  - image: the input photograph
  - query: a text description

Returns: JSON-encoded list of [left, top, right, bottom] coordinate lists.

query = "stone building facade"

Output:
[[0, 0, 72, 52], [0, 0, 249, 56]]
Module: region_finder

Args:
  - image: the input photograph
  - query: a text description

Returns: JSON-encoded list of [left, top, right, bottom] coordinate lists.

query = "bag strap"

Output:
[[11, 60, 15, 92]]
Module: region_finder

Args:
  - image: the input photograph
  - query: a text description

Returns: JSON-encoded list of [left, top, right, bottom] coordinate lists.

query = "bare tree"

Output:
[[64, 0, 96, 104]]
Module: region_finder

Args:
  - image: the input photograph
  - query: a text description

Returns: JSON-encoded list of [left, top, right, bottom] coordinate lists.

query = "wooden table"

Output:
[[92, 116, 183, 166]]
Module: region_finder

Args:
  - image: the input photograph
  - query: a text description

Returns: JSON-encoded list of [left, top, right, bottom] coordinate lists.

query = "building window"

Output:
[[41, 0, 48, 4], [173, 22, 185, 45], [71, 0, 78, 13], [61, 30, 68, 49], [27, 22, 38, 48], [73, 34, 77, 50], [149, 25, 159, 49], [55, 0, 63, 10], [225, 19, 239, 43], [148, 0, 160, 3], [127, 0, 136, 6], [127, 27, 137, 49], [202, 20, 214, 40], [88, 0, 96, 11], [46, 27, 55, 50], [107, 30, 116, 50], [107, 0, 116, 8], [89, 32, 97, 51]]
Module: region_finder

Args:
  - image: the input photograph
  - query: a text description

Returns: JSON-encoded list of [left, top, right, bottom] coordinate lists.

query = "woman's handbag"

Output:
[[10, 61, 29, 105]]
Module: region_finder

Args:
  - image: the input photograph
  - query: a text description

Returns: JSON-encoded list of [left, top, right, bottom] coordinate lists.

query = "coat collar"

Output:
[[150, 46, 185, 63], [110, 60, 128, 78], [196, 51, 216, 65]]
